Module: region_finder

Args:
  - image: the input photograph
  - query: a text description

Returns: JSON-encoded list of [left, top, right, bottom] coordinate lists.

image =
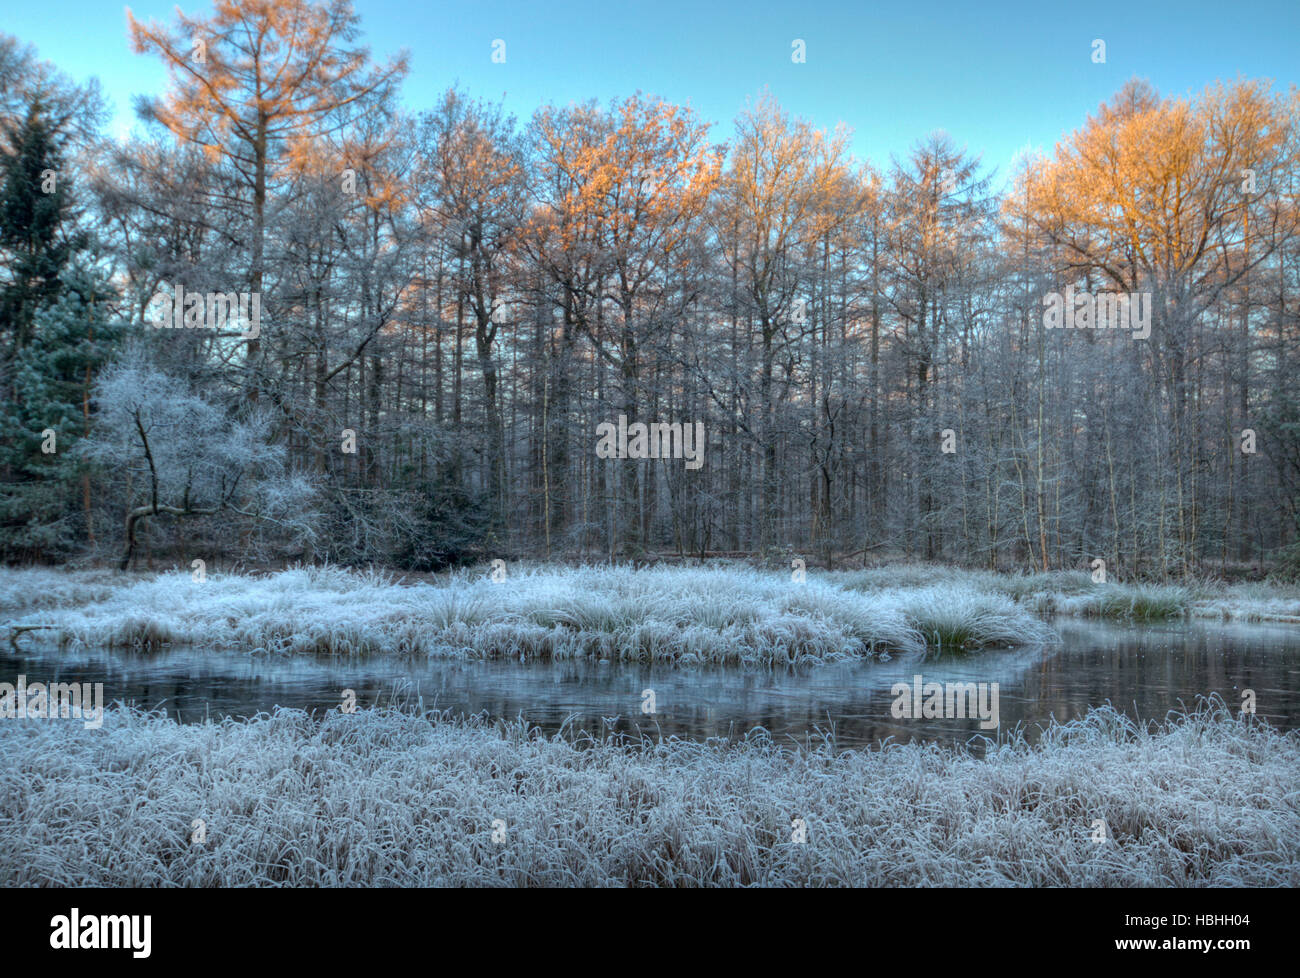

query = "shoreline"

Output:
[[4, 562, 1299, 664], [1, 699, 1294, 887]]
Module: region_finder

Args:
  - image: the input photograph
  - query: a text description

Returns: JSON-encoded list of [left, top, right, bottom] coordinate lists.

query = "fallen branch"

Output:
[[5, 623, 57, 650]]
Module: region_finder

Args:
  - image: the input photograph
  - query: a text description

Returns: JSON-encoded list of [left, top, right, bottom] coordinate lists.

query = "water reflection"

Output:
[[5, 618, 1298, 749]]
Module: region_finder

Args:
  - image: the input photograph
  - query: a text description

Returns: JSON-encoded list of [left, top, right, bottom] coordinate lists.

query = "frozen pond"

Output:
[[6, 619, 1299, 749]]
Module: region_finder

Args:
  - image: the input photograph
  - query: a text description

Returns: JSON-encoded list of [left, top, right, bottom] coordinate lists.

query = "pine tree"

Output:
[[0, 282, 122, 560], [0, 99, 76, 355], [0, 98, 122, 561]]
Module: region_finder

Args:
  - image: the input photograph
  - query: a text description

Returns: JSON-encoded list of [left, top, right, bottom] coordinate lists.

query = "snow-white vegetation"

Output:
[[0, 567, 126, 617], [1, 564, 1060, 662], [831, 564, 1300, 623], [0, 698, 1293, 886], [5, 563, 1299, 662], [84, 356, 320, 569]]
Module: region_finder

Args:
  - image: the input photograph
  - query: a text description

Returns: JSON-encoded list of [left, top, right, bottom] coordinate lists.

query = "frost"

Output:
[[0, 698, 1294, 886]]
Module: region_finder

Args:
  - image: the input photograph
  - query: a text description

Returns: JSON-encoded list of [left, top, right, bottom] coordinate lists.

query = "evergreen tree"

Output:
[[0, 98, 122, 561], [0, 274, 122, 561], [0, 100, 77, 354]]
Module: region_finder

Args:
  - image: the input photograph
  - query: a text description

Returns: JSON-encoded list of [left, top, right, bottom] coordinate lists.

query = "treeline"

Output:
[[2, 1, 1299, 578]]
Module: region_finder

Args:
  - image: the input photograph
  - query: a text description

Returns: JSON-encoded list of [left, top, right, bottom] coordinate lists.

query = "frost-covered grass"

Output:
[[7, 561, 1295, 663], [0, 567, 132, 618], [833, 565, 1094, 601], [0, 698, 1293, 886], [1076, 583, 1194, 621], [832, 563, 1300, 623], [1191, 580, 1300, 623], [889, 586, 1056, 651], [835, 565, 1191, 621], [0, 564, 1056, 663]]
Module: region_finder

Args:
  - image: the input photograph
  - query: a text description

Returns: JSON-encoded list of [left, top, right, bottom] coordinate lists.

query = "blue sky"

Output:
[[7, 0, 1298, 187]]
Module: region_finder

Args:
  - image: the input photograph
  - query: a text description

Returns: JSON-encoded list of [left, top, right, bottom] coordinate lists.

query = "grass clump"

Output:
[[893, 586, 1057, 652], [1084, 583, 1192, 621]]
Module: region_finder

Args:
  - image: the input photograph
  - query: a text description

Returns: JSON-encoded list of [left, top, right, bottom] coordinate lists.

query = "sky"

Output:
[[5, 0, 1298, 188]]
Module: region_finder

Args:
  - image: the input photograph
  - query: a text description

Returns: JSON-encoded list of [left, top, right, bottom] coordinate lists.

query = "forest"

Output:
[[2, 0, 1299, 898], [2, 0, 1299, 584]]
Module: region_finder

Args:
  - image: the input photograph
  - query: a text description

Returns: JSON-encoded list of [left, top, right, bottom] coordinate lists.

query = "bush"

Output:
[[322, 478, 493, 573]]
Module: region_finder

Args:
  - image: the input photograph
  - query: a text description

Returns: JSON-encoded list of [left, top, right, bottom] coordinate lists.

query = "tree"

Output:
[[0, 100, 78, 357], [531, 94, 719, 553], [717, 93, 855, 547], [128, 0, 407, 397], [0, 280, 123, 561], [86, 354, 318, 570], [0, 80, 119, 562], [418, 89, 526, 525], [1019, 79, 1300, 573]]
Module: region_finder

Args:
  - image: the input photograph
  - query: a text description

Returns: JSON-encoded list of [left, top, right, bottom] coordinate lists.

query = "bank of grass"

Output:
[[6, 561, 1298, 662], [0, 698, 1293, 886], [832, 564, 1300, 623], [0, 567, 127, 619], [1190, 579, 1300, 623], [834, 567, 1192, 621], [0, 564, 1056, 663]]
